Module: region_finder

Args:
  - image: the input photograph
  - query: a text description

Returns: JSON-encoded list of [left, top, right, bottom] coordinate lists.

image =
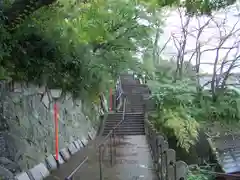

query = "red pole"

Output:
[[109, 88, 112, 111], [54, 102, 59, 162]]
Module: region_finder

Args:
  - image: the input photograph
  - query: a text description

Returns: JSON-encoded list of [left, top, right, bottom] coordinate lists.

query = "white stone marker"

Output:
[[15, 172, 31, 180], [45, 155, 57, 170], [68, 143, 78, 155], [59, 148, 71, 161], [73, 140, 81, 150], [28, 163, 49, 180]]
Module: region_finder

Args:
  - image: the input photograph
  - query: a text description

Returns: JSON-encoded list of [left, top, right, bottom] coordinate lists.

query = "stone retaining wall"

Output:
[[0, 81, 105, 178]]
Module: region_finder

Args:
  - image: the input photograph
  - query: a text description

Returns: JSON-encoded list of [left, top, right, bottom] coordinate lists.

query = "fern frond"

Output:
[[162, 108, 199, 152]]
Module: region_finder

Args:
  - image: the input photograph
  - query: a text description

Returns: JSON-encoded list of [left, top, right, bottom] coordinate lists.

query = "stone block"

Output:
[[13, 82, 22, 93], [68, 143, 78, 155], [53, 153, 64, 164], [28, 163, 49, 180], [81, 137, 88, 147], [73, 140, 81, 150], [77, 139, 84, 148], [88, 131, 94, 140], [38, 86, 45, 94], [23, 83, 36, 96], [41, 92, 50, 109], [93, 129, 97, 137], [88, 128, 96, 140], [65, 93, 72, 100], [59, 148, 71, 161], [45, 155, 57, 170], [15, 172, 31, 180], [49, 89, 62, 99]]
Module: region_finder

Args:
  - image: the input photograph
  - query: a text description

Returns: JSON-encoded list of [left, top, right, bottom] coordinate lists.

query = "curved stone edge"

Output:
[[14, 132, 94, 180]]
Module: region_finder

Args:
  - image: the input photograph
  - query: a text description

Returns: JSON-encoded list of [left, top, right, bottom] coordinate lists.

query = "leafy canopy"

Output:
[[0, 0, 153, 100]]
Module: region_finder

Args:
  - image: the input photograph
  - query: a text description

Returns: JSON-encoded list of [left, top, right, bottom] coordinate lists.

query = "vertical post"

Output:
[[54, 102, 59, 167], [113, 129, 116, 164], [109, 88, 112, 111], [110, 133, 113, 166], [99, 146, 103, 180]]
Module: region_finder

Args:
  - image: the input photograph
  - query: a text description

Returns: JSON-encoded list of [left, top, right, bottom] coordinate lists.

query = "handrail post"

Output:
[[113, 128, 116, 164], [99, 145, 103, 180], [110, 131, 113, 166], [64, 76, 129, 180]]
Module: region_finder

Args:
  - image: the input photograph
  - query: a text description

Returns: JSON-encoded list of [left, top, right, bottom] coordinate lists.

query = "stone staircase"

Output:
[[102, 74, 149, 136], [41, 73, 187, 180], [102, 112, 145, 136], [120, 94, 144, 113]]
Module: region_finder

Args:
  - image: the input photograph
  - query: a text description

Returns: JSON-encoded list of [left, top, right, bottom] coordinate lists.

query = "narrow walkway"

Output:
[[111, 135, 158, 180], [44, 74, 157, 179], [44, 135, 157, 180], [43, 137, 103, 180]]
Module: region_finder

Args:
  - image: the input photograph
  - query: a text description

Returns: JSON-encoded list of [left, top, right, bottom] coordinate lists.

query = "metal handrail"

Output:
[[64, 82, 126, 180], [116, 77, 123, 100], [98, 95, 127, 180], [98, 96, 126, 146], [65, 157, 88, 180]]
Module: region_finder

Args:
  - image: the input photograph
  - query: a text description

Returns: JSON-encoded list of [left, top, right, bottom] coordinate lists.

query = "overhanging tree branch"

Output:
[[92, 23, 139, 52], [3, 0, 57, 30]]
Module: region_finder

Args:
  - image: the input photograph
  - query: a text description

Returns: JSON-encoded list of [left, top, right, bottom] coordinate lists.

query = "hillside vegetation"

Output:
[[0, 0, 236, 98], [0, 0, 239, 179]]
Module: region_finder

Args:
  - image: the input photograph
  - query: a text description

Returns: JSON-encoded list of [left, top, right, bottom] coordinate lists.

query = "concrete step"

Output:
[[108, 112, 144, 115], [107, 113, 144, 118], [106, 116, 144, 120], [124, 108, 144, 110], [103, 111, 145, 136], [104, 127, 145, 132], [102, 130, 145, 136], [105, 121, 144, 126], [125, 103, 145, 106], [105, 122, 144, 126], [123, 105, 144, 107], [105, 120, 144, 124], [124, 107, 144, 109], [107, 76, 148, 136], [124, 109, 144, 112]]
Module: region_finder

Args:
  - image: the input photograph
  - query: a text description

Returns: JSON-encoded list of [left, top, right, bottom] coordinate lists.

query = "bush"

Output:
[[148, 72, 240, 151]]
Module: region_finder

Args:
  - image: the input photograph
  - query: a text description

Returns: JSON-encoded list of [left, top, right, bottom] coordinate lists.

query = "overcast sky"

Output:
[[160, 4, 240, 74]]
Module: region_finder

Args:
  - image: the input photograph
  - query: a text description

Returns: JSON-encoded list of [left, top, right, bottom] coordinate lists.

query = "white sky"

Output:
[[160, 3, 240, 74]]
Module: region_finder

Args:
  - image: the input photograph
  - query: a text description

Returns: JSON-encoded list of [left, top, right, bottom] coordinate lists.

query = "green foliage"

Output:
[[0, 0, 237, 100], [140, 0, 236, 14], [187, 172, 213, 180], [148, 79, 199, 151], [0, 0, 153, 99], [187, 165, 216, 180], [147, 60, 240, 151], [0, 10, 12, 80]]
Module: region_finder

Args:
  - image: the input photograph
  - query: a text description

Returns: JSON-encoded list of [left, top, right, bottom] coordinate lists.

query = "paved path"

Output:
[[43, 137, 103, 180], [111, 135, 158, 180], [44, 135, 157, 180]]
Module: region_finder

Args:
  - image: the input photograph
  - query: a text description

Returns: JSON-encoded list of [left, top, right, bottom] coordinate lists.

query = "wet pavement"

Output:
[[110, 135, 158, 180], [44, 135, 158, 180]]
